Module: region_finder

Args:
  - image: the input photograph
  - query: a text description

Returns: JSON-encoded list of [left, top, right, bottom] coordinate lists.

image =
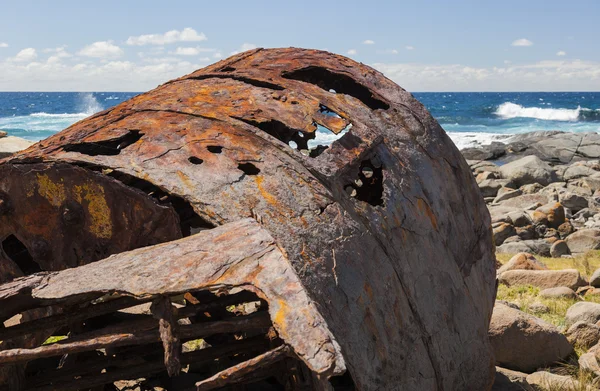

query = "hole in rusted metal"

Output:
[[282, 67, 390, 110], [63, 130, 143, 156], [207, 146, 223, 154], [238, 163, 261, 176], [345, 159, 384, 206], [220, 66, 236, 72], [235, 117, 315, 153], [104, 170, 215, 237], [188, 156, 204, 165], [330, 370, 357, 390], [2, 234, 41, 275]]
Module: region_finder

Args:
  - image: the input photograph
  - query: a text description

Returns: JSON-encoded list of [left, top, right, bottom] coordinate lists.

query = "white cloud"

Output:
[[126, 28, 207, 46], [12, 48, 37, 62], [174, 47, 200, 56], [0, 43, 8, 48], [43, 46, 71, 59], [213, 52, 222, 59], [378, 49, 398, 54], [373, 59, 600, 91], [503, 60, 511, 64], [363, 40, 375, 45], [511, 38, 533, 47], [78, 41, 123, 58], [405, 45, 415, 50], [557, 51, 567, 56], [347, 49, 357, 55]]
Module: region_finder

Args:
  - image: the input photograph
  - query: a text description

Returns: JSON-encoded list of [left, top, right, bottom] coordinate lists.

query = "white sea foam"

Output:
[[446, 131, 514, 150], [495, 102, 583, 121]]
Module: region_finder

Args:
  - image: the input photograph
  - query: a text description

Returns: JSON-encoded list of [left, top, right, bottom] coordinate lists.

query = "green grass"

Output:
[[42, 335, 67, 345]]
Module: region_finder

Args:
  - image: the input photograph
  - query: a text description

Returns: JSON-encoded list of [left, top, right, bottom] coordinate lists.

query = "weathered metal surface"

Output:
[[0, 48, 496, 390]]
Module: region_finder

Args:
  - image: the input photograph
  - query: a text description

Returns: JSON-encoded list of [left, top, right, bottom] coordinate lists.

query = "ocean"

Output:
[[0, 92, 599, 149]]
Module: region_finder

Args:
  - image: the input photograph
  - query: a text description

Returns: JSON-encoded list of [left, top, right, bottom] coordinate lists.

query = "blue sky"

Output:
[[0, 0, 598, 91]]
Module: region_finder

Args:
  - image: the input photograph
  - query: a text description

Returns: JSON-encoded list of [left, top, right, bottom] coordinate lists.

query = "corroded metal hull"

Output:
[[0, 48, 496, 390]]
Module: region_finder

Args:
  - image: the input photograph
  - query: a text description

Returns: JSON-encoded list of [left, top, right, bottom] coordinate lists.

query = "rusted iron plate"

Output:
[[0, 219, 345, 376], [0, 163, 181, 282], [3, 48, 496, 389]]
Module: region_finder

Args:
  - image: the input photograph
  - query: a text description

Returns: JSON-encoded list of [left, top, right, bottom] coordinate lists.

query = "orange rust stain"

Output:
[[254, 176, 279, 207], [273, 299, 289, 329], [176, 171, 194, 190], [417, 198, 438, 230]]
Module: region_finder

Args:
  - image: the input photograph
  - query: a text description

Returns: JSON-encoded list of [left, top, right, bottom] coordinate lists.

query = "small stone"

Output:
[[539, 286, 578, 300], [589, 268, 600, 288]]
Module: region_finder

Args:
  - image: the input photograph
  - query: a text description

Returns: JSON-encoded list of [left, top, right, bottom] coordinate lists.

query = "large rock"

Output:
[[590, 268, 600, 288], [498, 269, 587, 290], [492, 367, 532, 391], [566, 302, 600, 326], [496, 194, 548, 209], [496, 240, 552, 257], [489, 303, 573, 373], [565, 229, 600, 253], [559, 191, 588, 212], [526, 371, 585, 390], [534, 202, 565, 229], [0, 136, 33, 158], [539, 286, 578, 299], [479, 179, 513, 198], [499, 155, 557, 187], [565, 321, 600, 348], [497, 253, 547, 275], [549, 240, 570, 258], [493, 223, 516, 246]]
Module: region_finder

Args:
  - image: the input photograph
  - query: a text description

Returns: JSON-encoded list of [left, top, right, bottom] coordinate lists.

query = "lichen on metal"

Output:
[[0, 48, 496, 390]]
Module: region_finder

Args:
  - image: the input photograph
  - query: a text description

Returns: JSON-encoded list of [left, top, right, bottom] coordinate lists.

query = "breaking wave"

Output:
[[495, 102, 600, 122]]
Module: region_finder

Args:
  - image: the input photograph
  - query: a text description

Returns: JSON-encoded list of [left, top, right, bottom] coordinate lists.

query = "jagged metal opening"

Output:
[[63, 130, 143, 156], [345, 159, 385, 207], [2, 234, 40, 275], [238, 162, 261, 176], [282, 66, 390, 110], [101, 168, 216, 237]]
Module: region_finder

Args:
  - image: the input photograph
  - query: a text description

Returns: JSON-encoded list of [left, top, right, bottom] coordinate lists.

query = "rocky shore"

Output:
[[464, 131, 600, 259], [467, 131, 600, 390]]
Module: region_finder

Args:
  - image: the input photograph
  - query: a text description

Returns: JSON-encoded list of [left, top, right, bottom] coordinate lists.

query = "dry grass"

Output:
[[496, 251, 600, 390], [496, 250, 600, 278]]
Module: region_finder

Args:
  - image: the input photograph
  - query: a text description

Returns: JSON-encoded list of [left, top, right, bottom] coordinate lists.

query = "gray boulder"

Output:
[[496, 240, 551, 257], [492, 367, 532, 391], [590, 268, 600, 288], [558, 192, 588, 212], [480, 179, 514, 198], [549, 240, 570, 258], [563, 164, 598, 180], [526, 371, 586, 390], [489, 303, 573, 373], [565, 321, 600, 348], [565, 228, 600, 253], [565, 302, 600, 326], [499, 155, 557, 187], [497, 253, 547, 275]]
